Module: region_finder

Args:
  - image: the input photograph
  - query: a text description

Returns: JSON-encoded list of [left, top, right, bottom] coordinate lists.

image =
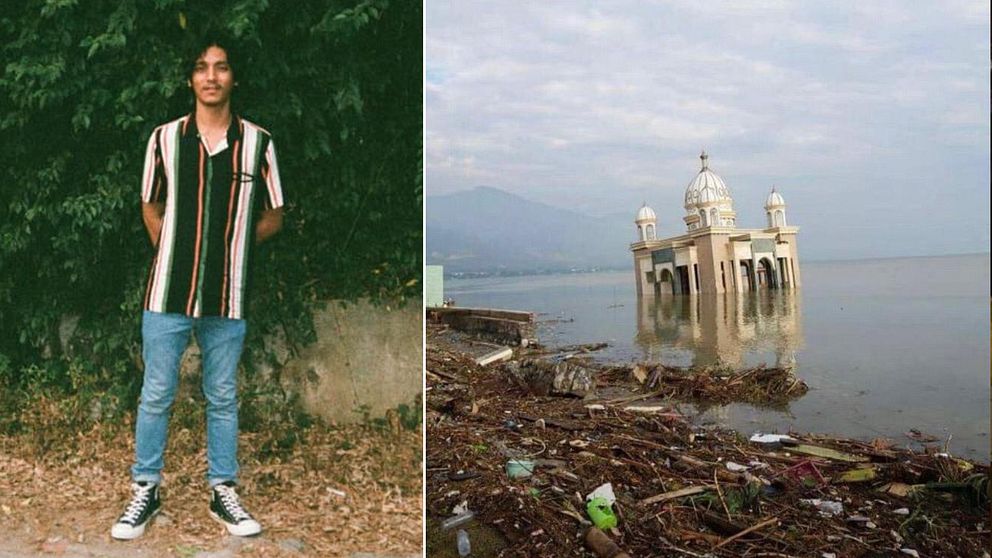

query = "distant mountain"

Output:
[[426, 186, 633, 273]]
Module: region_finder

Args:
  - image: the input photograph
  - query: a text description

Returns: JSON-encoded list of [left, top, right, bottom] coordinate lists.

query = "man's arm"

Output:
[[255, 207, 284, 244], [142, 202, 165, 247]]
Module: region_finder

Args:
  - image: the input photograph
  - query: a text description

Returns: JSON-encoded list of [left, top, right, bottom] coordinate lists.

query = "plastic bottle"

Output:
[[456, 529, 471, 556], [586, 497, 618, 529]]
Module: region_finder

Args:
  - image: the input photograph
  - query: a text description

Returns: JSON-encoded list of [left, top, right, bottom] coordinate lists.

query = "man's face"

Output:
[[190, 46, 234, 108]]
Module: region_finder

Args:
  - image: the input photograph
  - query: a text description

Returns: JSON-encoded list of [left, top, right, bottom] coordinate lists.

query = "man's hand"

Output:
[[255, 207, 284, 244], [142, 202, 165, 248]]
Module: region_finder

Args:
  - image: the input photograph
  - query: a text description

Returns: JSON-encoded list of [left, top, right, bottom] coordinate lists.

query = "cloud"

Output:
[[426, 1, 989, 256]]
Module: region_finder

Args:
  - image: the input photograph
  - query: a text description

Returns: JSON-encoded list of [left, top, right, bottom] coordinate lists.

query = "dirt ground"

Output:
[[0, 419, 422, 558]]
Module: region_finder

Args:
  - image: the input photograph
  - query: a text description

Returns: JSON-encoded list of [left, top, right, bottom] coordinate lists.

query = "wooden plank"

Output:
[[788, 444, 869, 463], [475, 347, 513, 366], [640, 485, 710, 506]]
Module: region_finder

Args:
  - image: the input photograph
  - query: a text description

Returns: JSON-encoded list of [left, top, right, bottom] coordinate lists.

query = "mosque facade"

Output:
[[631, 152, 801, 296]]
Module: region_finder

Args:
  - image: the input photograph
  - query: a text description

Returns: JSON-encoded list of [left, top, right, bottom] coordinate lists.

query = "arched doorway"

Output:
[[757, 257, 777, 288], [658, 268, 675, 295]]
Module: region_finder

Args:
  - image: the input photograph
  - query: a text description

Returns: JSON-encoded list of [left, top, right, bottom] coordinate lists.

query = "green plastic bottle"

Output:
[[586, 497, 617, 529]]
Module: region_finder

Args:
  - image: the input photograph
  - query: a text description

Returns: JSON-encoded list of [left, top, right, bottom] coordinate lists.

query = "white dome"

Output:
[[635, 203, 656, 222], [765, 188, 785, 208], [684, 151, 733, 210]]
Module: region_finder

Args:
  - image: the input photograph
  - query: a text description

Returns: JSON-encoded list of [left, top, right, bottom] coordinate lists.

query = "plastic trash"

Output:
[[585, 483, 616, 506], [586, 497, 618, 529], [441, 511, 475, 531], [505, 459, 535, 479], [800, 498, 843, 516], [457, 529, 471, 556], [750, 433, 795, 444]]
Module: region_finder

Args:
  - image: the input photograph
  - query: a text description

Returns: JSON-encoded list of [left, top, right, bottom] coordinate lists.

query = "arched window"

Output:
[[699, 209, 707, 227], [646, 223, 655, 239], [775, 210, 785, 227], [710, 208, 719, 225]]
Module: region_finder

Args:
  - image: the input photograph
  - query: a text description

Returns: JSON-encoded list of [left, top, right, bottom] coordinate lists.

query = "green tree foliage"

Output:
[[0, 0, 422, 423]]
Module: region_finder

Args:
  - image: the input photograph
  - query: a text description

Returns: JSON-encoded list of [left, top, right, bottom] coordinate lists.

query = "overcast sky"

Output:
[[425, 1, 990, 260]]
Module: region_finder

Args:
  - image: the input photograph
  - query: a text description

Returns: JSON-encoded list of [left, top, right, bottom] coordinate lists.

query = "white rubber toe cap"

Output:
[[211, 511, 261, 536], [111, 521, 147, 540]]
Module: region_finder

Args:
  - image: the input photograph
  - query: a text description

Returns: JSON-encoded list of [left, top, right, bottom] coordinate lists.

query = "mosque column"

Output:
[[730, 254, 741, 293]]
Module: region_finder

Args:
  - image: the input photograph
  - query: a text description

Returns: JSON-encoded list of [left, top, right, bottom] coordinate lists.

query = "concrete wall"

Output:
[[429, 307, 535, 345], [278, 298, 422, 424]]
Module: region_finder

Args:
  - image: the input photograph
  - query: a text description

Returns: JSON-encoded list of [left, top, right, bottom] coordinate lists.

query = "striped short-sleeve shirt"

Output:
[[141, 114, 284, 319]]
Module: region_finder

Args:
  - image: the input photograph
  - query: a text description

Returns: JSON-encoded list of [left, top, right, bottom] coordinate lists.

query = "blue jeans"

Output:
[[131, 310, 247, 487]]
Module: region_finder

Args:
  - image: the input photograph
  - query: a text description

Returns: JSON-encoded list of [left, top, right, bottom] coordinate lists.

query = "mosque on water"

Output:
[[631, 151, 801, 296]]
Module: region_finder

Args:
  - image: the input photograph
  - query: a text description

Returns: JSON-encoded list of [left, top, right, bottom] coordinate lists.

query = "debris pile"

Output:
[[426, 324, 989, 557], [604, 362, 809, 407]]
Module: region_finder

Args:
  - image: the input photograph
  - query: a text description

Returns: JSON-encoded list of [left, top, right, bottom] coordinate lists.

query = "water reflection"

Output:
[[635, 290, 804, 370]]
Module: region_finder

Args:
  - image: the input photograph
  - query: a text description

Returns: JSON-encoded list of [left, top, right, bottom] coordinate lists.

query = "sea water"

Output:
[[445, 254, 991, 462]]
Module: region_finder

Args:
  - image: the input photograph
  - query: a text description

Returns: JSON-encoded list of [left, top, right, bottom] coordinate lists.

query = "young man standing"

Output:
[[111, 41, 285, 540]]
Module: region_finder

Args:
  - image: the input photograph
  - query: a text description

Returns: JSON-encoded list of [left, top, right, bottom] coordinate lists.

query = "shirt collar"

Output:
[[182, 112, 242, 142]]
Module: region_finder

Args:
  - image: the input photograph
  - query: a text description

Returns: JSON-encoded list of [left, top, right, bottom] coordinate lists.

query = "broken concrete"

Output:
[[506, 358, 596, 398]]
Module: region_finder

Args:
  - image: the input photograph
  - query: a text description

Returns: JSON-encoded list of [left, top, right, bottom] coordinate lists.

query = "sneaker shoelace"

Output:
[[215, 484, 252, 522], [119, 483, 154, 525]]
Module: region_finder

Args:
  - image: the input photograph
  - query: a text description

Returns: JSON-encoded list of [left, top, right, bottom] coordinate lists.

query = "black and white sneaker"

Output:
[[209, 481, 261, 536], [111, 481, 161, 540]]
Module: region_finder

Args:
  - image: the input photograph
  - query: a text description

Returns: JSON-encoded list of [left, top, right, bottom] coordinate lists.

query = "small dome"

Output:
[[765, 187, 785, 208], [635, 203, 656, 222], [684, 151, 733, 210]]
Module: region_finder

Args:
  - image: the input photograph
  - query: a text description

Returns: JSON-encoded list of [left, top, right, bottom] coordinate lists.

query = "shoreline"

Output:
[[426, 323, 990, 557]]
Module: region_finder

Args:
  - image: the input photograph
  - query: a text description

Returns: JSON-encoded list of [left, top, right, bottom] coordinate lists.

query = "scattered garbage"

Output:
[[900, 549, 920, 557], [584, 527, 631, 558], [834, 466, 877, 483], [503, 419, 521, 430], [780, 459, 827, 486], [427, 322, 991, 557], [456, 528, 471, 557], [505, 459, 535, 479], [800, 498, 844, 517], [878, 482, 915, 497], [893, 507, 910, 515], [441, 510, 475, 531], [507, 359, 596, 397], [585, 483, 616, 506], [447, 470, 481, 481], [586, 497, 617, 529], [750, 433, 796, 444], [475, 346, 513, 366], [788, 443, 869, 463]]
